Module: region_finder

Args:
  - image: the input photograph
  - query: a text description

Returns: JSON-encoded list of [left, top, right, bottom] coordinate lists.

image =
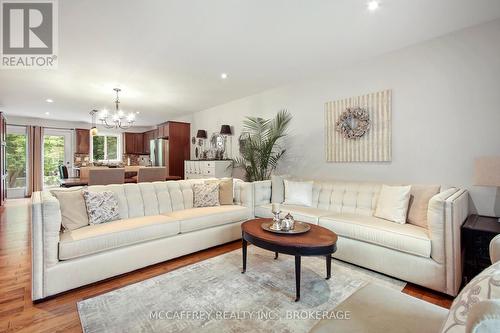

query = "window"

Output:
[[6, 126, 27, 198], [91, 134, 121, 162]]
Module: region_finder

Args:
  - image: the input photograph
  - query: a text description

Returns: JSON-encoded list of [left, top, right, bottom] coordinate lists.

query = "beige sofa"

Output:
[[31, 179, 254, 301], [310, 234, 500, 333], [253, 179, 469, 296]]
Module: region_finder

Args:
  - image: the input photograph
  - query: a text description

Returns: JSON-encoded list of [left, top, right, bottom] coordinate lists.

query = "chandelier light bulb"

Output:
[[127, 113, 135, 122]]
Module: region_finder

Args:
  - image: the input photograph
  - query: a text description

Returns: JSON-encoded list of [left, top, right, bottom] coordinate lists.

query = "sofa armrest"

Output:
[[234, 180, 255, 218], [427, 188, 469, 296], [253, 180, 272, 206], [31, 191, 62, 300], [490, 234, 500, 264], [466, 300, 500, 333]]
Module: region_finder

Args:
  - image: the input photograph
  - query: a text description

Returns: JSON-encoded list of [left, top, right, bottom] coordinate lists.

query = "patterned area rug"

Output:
[[78, 246, 405, 332]]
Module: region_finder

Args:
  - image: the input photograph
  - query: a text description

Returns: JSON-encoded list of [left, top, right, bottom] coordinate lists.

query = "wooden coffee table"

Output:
[[241, 218, 338, 302]]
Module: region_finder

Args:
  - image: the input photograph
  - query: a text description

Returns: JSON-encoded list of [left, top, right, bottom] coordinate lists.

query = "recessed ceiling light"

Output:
[[45, 112, 50, 115], [220, 73, 228, 79], [367, 1, 379, 11], [46, 98, 54, 103], [136, 111, 140, 114]]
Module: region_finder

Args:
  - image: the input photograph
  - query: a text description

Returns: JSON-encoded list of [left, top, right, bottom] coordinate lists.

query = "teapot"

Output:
[[281, 213, 295, 231]]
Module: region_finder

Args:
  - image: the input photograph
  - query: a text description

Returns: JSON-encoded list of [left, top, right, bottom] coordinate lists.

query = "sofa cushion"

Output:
[[319, 213, 431, 258], [50, 188, 89, 231], [440, 260, 500, 333], [82, 190, 120, 225], [255, 204, 332, 224], [59, 215, 180, 260], [374, 185, 412, 224], [407, 185, 440, 228], [283, 179, 313, 207], [193, 183, 220, 208], [205, 178, 234, 205], [166, 205, 250, 233]]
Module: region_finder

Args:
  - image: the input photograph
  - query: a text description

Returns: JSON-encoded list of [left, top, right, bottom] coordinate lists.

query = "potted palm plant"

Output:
[[232, 110, 292, 181]]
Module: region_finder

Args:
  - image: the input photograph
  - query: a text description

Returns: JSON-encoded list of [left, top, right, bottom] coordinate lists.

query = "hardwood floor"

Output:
[[0, 199, 453, 332]]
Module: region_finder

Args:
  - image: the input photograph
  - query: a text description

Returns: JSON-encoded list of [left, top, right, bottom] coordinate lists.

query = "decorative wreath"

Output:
[[335, 107, 370, 139]]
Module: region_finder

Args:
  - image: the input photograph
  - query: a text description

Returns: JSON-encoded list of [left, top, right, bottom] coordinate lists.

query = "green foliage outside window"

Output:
[[93, 135, 119, 161], [6, 133, 27, 188], [43, 135, 65, 187]]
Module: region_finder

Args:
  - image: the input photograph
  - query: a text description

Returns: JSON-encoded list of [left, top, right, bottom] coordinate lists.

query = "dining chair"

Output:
[[88, 168, 125, 185], [137, 167, 167, 183], [58, 165, 69, 179]]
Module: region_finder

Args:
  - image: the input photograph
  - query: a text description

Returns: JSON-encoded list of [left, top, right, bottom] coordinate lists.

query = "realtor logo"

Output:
[[1, 0, 58, 68]]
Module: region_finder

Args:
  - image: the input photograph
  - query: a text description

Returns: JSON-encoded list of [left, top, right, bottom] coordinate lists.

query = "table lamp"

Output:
[[474, 156, 500, 222]]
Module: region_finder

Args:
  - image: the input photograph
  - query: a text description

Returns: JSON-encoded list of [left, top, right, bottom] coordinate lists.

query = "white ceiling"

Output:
[[1, 0, 500, 126]]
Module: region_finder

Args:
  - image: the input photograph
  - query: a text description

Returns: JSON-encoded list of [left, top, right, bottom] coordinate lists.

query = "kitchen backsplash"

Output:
[[73, 153, 150, 167]]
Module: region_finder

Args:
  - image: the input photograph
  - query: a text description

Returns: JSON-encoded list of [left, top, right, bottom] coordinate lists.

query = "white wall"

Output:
[[189, 19, 500, 216]]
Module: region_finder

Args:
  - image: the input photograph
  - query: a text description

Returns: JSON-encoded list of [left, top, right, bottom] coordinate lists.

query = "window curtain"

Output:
[[26, 126, 43, 196]]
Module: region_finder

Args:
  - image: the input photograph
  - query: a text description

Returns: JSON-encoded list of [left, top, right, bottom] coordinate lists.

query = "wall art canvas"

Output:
[[325, 89, 392, 162]]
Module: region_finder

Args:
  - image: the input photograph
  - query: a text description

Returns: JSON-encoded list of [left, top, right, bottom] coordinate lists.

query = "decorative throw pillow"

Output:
[[50, 188, 89, 231], [407, 185, 441, 228], [283, 179, 313, 207], [439, 260, 500, 333], [374, 185, 412, 224], [271, 175, 289, 204], [205, 178, 233, 205], [82, 190, 120, 225], [193, 183, 220, 208]]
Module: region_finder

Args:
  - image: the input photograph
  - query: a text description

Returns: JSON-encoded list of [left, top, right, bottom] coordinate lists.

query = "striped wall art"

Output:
[[325, 89, 392, 162]]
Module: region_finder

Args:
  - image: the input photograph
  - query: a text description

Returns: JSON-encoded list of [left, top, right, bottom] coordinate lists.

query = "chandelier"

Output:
[[90, 88, 136, 131]]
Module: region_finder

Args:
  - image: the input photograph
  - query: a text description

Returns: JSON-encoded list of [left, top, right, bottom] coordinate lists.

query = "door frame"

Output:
[[42, 128, 74, 189]]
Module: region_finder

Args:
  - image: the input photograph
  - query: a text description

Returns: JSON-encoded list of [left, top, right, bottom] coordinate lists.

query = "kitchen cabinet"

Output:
[[123, 132, 145, 154], [143, 130, 157, 154], [157, 123, 169, 138], [151, 122, 189, 178], [75, 129, 90, 154]]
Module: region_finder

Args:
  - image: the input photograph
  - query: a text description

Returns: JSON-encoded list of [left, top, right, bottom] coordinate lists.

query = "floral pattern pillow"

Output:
[[82, 190, 120, 225], [440, 260, 500, 332], [193, 183, 220, 208]]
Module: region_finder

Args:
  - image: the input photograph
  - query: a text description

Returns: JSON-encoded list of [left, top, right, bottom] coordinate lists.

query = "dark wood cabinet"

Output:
[[0, 113, 6, 206], [75, 129, 90, 154], [163, 122, 190, 178], [123, 132, 146, 154], [157, 124, 169, 139], [143, 130, 157, 154]]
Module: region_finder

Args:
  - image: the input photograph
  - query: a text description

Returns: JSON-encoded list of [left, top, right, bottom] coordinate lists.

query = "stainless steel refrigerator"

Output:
[[150, 139, 169, 168]]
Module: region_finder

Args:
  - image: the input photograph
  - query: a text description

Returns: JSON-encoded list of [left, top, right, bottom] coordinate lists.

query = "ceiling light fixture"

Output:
[[91, 88, 136, 130], [367, 1, 379, 11], [220, 73, 228, 79], [46, 98, 54, 103], [44, 112, 50, 115]]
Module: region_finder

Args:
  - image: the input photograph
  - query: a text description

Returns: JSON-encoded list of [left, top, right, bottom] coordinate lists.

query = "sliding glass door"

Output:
[[6, 125, 27, 198], [43, 129, 72, 188]]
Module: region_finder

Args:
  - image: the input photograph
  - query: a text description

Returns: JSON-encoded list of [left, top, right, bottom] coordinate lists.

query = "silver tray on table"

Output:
[[261, 221, 311, 234]]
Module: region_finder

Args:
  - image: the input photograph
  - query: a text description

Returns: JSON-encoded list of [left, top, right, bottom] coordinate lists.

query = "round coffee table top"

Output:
[[241, 218, 338, 249]]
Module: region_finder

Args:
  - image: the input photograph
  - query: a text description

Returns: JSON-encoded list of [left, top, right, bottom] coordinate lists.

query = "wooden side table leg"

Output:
[[241, 238, 247, 273], [326, 255, 331, 280], [295, 256, 301, 302]]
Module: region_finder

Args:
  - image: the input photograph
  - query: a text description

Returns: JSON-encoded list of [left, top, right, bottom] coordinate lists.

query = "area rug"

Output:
[[78, 246, 405, 333]]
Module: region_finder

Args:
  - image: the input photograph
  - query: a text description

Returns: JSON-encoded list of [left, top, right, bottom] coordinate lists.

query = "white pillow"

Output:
[[374, 185, 411, 224], [283, 180, 313, 207]]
